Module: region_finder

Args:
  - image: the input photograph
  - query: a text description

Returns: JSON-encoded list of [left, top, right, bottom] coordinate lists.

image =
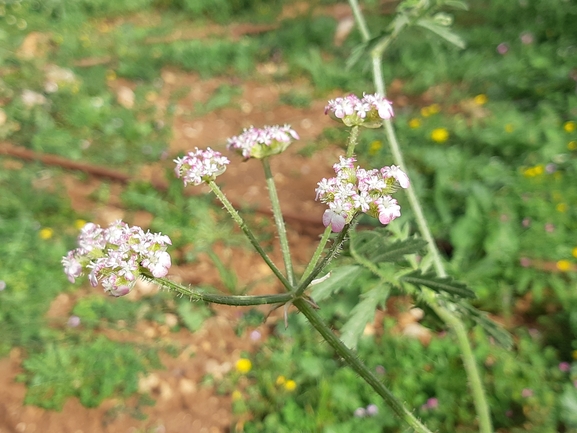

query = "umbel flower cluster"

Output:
[[325, 93, 394, 128], [62, 221, 172, 296], [227, 124, 299, 160], [174, 147, 230, 186], [316, 156, 410, 232]]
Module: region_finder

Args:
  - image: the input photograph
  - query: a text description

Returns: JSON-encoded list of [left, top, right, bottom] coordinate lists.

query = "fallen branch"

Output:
[[0, 142, 322, 230]]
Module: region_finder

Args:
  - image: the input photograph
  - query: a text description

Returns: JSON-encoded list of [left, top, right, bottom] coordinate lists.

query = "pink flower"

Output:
[[381, 165, 410, 189], [520, 32, 534, 45], [521, 388, 533, 398], [67, 315, 81, 328], [316, 159, 407, 231], [497, 43, 509, 55], [377, 196, 401, 225], [559, 362, 571, 372], [322, 209, 347, 233], [366, 404, 379, 416], [63, 221, 172, 296], [325, 93, 394, 128], [174, 147, 230, 186], [519, 257, 532, 268], [227, 125, 299, 159]]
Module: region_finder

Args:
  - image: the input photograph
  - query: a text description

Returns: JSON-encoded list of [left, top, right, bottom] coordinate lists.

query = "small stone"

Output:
[[179, 378, 197, 394], [117, 86, 135, 109]]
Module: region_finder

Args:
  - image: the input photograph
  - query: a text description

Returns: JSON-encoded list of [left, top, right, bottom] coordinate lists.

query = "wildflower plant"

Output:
[[61, 1, 510, 432]]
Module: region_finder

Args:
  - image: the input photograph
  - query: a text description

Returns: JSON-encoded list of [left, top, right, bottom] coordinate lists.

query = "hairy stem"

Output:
[[349, 2, 494, 432], [430, 302, 493, 433], [346, 125, 360, 157], [298, 226, 332, 287], [208, 180, 292, 291], [294, 217, 358, 298], [262, 158, 295, 286], [293, 297, 433, 433], [153, 277, 293, 306]]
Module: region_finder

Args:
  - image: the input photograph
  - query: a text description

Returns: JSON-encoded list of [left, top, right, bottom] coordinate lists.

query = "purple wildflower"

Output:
[[325, 93, 394, 128], [62, 221, 172, 297], [366, 404, 378, 416], [67, 315, 81, 327], [174, 147, 230, 186], [227, 125, 299, 160], [315, 158, 408, 232], [497, 43, 509, 55]]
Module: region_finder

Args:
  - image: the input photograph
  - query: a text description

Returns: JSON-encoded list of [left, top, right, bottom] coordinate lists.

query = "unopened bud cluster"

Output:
[[325, 93, 394, 128], [227, 124, 299, 160], [315, 156, 409, 232], [62, 221, 172, 297]]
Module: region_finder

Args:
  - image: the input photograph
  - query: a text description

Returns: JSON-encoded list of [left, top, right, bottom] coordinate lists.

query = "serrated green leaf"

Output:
[[455, 302, 513, 349], [401, 270, 476, 299], [352, 230, 427, 264], [311, 265, 363, 301], [370, 238, 429, 263], [443, 0, 469, 10], [415, 17, 466, 49], [346, 31, 388, 70], [340, 284, 390, 350]]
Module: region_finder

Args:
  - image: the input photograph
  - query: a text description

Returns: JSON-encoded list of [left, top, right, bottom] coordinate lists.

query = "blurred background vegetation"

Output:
[[0, 0, 576, 431]]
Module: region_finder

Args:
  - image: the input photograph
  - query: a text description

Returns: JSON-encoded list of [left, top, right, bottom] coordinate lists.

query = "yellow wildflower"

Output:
[[572, 247, 577, 258], [474, 94, 488, 105], [556, 260, 571, 272], [235, 358, 252, 374], [408, 118, 421, 129], [556, 203, 568, 213], [231, 390, 243, 401], [106, 70, 117, 81], [564, 121, 576, 133], [146, 91, 158, 102], [39, 228, 53, 240], [275, 375, 286, 386], [523, 165, 544, 177], [573, 350, 577, 360], [284, 380, 297, 391], [505, 124, 514, 133], [368, 140, 382, 156], [568, 141, 577, 150], [74, 219, 87, 230], [421, 104, 441, 117], [431, 128, 449, 143]]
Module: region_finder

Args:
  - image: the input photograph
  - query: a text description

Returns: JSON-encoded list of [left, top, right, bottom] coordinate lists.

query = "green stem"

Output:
[[293, 297, 433, 433], [430, 303, 493, 433], [294, 217, 358, 298], [348, 229, 384, 279], [382, 119, 446, 278], [208, 180, 292, 291], [348, 0, 370, 41], [346, 125, 360, 157], [262, 158, 295, 286], [153, 277, 293, 306], [298, 225, 332, 287], [348, 2, 494, 432]]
